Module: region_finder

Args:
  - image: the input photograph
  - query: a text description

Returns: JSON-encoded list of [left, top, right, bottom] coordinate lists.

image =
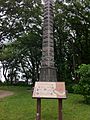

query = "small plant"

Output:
[[74, 64, 90, 103]]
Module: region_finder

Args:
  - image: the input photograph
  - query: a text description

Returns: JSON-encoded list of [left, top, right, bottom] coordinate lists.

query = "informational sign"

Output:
[[33, 82, 66, 99]]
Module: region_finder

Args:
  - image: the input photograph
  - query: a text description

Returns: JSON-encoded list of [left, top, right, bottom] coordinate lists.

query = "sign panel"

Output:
[[33, 82, 66, 99]]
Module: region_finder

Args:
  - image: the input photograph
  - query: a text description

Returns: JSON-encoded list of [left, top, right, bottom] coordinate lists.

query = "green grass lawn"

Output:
[[0, 86, 90, 120]]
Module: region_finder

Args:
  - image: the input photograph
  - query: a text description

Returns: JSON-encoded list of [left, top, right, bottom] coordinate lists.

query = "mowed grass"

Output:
[[0, 86, 90, 120]]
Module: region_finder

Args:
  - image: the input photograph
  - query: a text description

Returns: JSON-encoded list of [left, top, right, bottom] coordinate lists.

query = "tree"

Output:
[[0, 31, 42, 85], [74, 64, 90, 103], [0, 0, 42, 43], [54, 0, 90, 84], [0, 0, 90, 87], [0, 0, 42, 85]]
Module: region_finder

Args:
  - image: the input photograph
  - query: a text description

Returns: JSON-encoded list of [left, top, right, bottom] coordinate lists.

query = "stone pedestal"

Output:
[[40, 67, 57, 81]]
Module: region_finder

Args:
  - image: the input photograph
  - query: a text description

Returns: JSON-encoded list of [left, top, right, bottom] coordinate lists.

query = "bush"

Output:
[[73, 84, 81, 94], [74, 64, 90, 103], [66, 84, 74, 93]]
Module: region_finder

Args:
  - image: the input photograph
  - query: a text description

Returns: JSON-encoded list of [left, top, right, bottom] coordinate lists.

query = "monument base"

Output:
[[39, 67, 57, 82]]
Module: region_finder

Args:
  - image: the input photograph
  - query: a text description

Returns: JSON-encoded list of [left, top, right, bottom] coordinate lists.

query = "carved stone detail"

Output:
[[39, 0, 57, 82]]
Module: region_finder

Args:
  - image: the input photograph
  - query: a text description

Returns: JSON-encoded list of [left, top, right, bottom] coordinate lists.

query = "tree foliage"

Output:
[[0, 0, 42, 85], [0, 0, 90, 87], [54, 0, 90, 82], [0, 31, 42, 85], [0, 0, 42, 42], [74, 64, 90, 103]]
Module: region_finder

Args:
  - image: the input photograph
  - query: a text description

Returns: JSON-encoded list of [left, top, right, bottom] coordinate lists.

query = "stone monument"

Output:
[[39, 0, 57, 82], [33, 1, 67, 120]]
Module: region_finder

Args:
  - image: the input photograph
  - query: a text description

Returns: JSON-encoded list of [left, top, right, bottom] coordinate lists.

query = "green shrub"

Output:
[[66, 84, 74, 93], [74, 64, 90, 103], [73, 84, 81, 94]]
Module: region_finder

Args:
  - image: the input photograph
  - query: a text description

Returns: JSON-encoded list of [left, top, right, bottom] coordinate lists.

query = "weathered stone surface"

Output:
[[39, 0, 57, 82]]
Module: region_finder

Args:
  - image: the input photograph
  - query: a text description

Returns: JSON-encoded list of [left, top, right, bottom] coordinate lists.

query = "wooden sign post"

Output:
[[58, 99, 62, 120], [36, 98, 41, 120], [33, 82, 66, 120]]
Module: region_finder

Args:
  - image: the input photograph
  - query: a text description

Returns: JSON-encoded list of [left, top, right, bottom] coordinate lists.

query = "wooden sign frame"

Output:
[[33, 82, 66, 99], [32, 82, 67, 120]]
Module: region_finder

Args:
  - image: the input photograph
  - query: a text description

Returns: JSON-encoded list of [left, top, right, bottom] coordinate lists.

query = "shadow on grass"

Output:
[[78, 99, 90, 105]]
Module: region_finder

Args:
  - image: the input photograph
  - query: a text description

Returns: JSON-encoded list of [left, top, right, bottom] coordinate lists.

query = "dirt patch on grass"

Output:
[[0, 90, 14, 98]]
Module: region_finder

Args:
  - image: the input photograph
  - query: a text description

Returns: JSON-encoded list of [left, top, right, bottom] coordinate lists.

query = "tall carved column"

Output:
[[39, 0, 57, 82]]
